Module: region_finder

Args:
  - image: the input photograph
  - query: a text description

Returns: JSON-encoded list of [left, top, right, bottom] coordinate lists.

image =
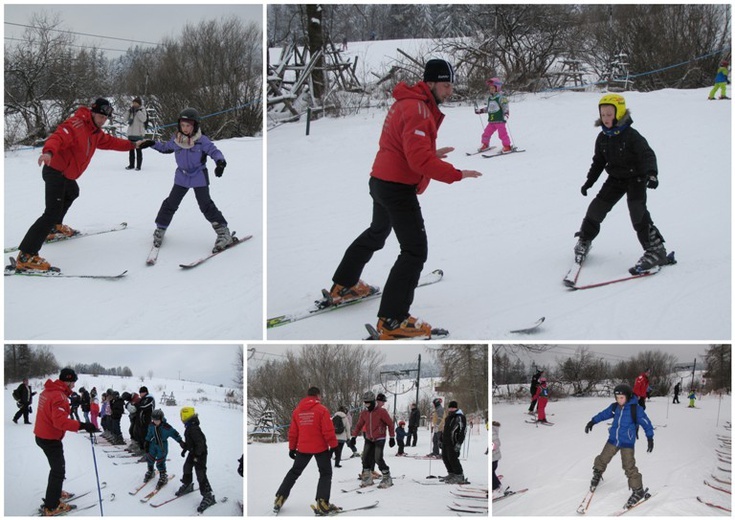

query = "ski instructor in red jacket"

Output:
[[326, 59, 483, 340], [273, 386, 340, 515], [35, 368, 98, 516], [14, 98, 152, 272]]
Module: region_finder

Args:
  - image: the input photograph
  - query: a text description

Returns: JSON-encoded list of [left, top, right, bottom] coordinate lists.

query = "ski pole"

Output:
[[473, 101, 486, 132], [89, 432, 104, 516]]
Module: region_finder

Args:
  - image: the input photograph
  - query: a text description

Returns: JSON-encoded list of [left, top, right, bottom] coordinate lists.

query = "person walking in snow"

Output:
[[395, 421, 407, 456], [572, 94, 670, 274], [126, 97, 148, 170], [14, 98, 150, 272], [633, 368, 651, 410], [708, 60, 730, 100], [274, 387, 341, 516], [324, 59, 482, 340], [407, 402, 420, 447], [142, 107, 233, 254], [533, 378, 551, 424], [348, 391, 396, 489], [332, 405, 350, 467], [474, 77, 512, 153], [584, 384, 654, 509], [12, 377, 36, 424], [35, 368, 98, 516], [673, 382, 681, 404], [441, 401, 468, 484], [144, 409, 186, 490], [492, 421, 503, 499], [687, 389, 697, 408], [528, 369, 544, 414], [428, 397, 445, 458], [176, 406, 216, 513]]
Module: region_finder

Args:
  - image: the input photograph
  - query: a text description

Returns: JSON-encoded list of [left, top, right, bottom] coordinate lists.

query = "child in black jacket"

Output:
[[176, 407, 216, 513]]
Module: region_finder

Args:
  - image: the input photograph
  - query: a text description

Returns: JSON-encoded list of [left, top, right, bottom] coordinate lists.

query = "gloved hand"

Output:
[[585, 421, 595, 434], [647, 437, 654, 453], [79, 422, 99, 433], [180, 441, 188, 457], [389, 438, 395, 448], [581, 180, 595, 197], [646, 175, 659, 189], [329, 447, 336, 458], [137, 139, 156, 149], [214, 160, 227, 178], [347, 437, 356, 448], [289, 449, 297, 460]]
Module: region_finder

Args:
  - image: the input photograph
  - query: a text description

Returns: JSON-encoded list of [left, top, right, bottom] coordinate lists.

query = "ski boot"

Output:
[[153, 227, 166, 247], [156, 471, 168, 490], [46, 224, 77, 241], [573, 235, 592, 263], [273, 494, 287, 514], [212, 222, 234, 253], [15, 252, 51, 272], [175, 482, 194, 496], [377, 470, 393, 489], [477, 143, 491, 153], [625, 487, 647, 509], [590, 468, 603, 491], [630, 243, 668, 274], [376, 315, 432, 340], [501, 145, 513, 153], [312, 498, 342, 516], [360, 468, 374, 487], [40, 502, 76, 516], [325, 280, 377, 307], [143, 469, 155, 483], [197, 492, 216, 513]]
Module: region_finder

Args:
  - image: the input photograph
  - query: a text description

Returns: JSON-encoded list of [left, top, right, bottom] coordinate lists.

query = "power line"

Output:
[[4, 35, 130, 54], [4, 21, 162, 47]]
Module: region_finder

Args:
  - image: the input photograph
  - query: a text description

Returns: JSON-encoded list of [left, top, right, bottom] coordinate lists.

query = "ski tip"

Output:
[[432, 268, 444, 277]]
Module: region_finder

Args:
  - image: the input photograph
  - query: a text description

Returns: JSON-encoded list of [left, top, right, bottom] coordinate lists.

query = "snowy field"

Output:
[[4, 373, 243, 516], [492, 393, 732, 516], [247, 422, 488, 516], [267, 85, 731, 340], [4, 136, 263, 340]]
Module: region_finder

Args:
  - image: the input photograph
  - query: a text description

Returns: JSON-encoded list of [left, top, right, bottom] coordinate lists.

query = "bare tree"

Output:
[[704, 344, 731, 392], [556, 346, 611, 395], [432, 345, 488, 414]]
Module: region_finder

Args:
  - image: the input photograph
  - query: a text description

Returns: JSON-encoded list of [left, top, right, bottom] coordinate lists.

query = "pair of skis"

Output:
[[563, 252, 676, 291], [576, 486, 653, 516], [147, 233, 252, 268]]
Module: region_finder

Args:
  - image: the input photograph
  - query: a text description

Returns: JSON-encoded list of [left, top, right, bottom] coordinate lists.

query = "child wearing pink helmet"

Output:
[[475, 78, 512, 153]]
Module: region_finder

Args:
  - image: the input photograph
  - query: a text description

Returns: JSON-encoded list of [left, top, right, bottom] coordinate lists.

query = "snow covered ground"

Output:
[[492, 393, 732, 516], [266, 85, 731, 340], [4, 136, 263, 340], [4, 373, 243, 516], [247, 422, 488, 516]]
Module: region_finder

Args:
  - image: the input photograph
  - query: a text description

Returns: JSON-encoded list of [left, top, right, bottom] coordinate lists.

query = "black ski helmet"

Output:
[[613, 384, 633, 401], [151, 409, 165, 421], [178, 107, 200, 134]]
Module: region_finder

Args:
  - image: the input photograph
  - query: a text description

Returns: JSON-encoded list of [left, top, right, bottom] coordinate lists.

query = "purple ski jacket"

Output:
[[153, 132, 225, 188]]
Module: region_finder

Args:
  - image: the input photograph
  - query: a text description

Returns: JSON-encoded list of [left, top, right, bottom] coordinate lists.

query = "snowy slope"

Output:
[[492, 393, 732, 516], [266, 86, 731, 340], [4, 374, 243, 516], [247, 421, 488, 516], [4, 137, 263, 340]]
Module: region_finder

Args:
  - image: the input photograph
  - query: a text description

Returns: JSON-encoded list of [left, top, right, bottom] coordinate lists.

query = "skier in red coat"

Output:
[[633, 369, 651, 409], [274, 387, 340, 515], [35, 368, 98, 516], [534, 378, 550, 423]]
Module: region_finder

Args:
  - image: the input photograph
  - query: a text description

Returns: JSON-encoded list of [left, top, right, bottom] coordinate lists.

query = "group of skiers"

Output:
[[273, 387, 470, 515], [12, 97, 234, 273], [18, 369, 217, 516]]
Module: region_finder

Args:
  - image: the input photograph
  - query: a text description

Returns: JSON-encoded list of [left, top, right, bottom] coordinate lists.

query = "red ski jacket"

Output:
[[34, 379, 81, 440], [633, 373, 649, 398], [288, 396, 338, 454], [352, 406, 395, 442], [370, 81, 462, 194], [42, 106, 134, 180]]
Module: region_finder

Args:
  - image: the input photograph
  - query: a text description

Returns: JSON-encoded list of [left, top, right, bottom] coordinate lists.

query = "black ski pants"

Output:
[[578, 176, 662, 248], [19, 166, 79, 256], [276, 450, 333, 503], [36, 437, 66, 510], [182, 451, 212, 495], [155, 184, 227, 229], [332, 177, 427, 320], [362, 438, 389, 473], [406, 427, 418, 447], [334, 440, 345, 466], [128, 137, 143, 169], [13, 402, 31, 423], [442, 443, 463, 475]]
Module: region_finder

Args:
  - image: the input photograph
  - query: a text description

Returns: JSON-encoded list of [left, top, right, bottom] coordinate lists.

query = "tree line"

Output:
[[5, 12, 262, 149]]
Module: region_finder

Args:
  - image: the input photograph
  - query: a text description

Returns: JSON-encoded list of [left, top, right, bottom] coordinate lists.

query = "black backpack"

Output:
[[12, 388, 20, 401], [332, 415, 345, 434]]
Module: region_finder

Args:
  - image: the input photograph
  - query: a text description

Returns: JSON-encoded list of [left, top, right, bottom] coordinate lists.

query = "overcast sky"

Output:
[[35, 344, 242, 387], [5, 4, 262, 55]]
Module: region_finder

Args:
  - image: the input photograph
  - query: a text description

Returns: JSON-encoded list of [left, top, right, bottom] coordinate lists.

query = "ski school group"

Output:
[[12, 368, 240, 516], [492, 367, 727, 515], [270, 387, 486, 516]]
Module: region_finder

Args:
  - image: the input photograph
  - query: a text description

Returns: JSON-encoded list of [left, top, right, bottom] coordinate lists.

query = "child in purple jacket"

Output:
[[148, 108, 233, 253]]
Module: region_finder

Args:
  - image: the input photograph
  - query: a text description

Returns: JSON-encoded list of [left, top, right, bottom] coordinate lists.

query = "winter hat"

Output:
[[423, 59, 455, 83], [398, 420, 406, 426], [722, 60, 729, 67], [432, 397, 443, 407], [180, 406, 196, 423], [598, 93, 626, 122], [139, 386, 148, 394], [448, 401, 458, 409], [376, 393, 387, 402], [90, 98, 113, 118], [362, 390, 376, 402], [132, 96, 143, 105], [59, 368, 78, 382]]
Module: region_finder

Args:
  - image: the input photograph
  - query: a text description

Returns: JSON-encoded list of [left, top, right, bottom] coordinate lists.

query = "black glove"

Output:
[[180, 441, 187, 457], [646, 175, 659, 189], [581, 180, 595, 197], [647, 437, 654, 453], [79, 421, 98, 433], [289, 449, 297, 459], [137, 139, 155, 149], [585, 421, 595, 434], [389, 438, 395, 448], [214, 160, 227, 178], [347, 437, 356, 448]]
